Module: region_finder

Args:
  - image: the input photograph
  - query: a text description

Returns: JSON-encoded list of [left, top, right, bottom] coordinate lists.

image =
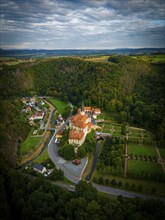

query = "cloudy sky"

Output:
[[0, 0, 165, 49]]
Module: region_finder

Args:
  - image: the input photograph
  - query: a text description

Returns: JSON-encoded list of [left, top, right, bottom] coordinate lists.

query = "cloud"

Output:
[[0, 0, 164, 49]]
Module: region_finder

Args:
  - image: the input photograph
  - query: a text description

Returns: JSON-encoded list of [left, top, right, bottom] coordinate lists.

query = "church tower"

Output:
[[81, 101, 85, 115]]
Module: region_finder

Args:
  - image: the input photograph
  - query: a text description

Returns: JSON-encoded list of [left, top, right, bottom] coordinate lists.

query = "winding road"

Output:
[[86, 141, 100, 182]]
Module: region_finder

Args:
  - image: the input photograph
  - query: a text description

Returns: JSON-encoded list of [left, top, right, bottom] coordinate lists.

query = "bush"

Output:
[[59, 144, 75, 160], [93, 177, 98, 183], [137, 185, 143, 192], [98, 176, 104, 184], [125, 182, 129, 189], [111, 179, 117, 187], [77, 145, 87, 158], [118, 180, 123, 187], [49, 168, 64, 181], [105, 179, 110, 185]]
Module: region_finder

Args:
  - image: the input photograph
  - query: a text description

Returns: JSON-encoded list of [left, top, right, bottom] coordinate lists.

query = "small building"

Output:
[[33, 164, 46, 174], [30, 97, 36, 104], [22, 97, 28, 104], [34, 111, 45, 120], [94, 108, 101, 115], [25, 106, 31, 112]]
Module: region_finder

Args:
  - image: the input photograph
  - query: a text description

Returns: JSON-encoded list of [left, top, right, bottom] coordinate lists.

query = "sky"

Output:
[[0, 0, 165, 49]]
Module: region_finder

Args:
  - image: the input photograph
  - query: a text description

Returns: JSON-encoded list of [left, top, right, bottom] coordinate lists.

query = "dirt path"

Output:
[[156, 148, 165, 173], [124, 144, 129, 177]]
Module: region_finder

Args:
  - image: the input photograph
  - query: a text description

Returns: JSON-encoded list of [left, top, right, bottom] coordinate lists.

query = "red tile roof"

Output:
[[94, 108, 101, 114], [87, 122, 92, 129], [71, 114, 88, 128], [84, 106, 92, 111], [69, 130, 84, 140], [73, 120, 86, 129]]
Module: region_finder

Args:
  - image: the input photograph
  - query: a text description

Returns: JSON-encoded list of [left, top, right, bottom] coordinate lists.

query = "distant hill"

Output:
[[0, 48, 165, 59]]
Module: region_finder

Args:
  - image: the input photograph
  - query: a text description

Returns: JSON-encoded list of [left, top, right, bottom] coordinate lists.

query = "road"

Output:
[[48, 134, 80, 183], [92, 183, 165, 203], [86, 141, 100, 182], [51, 179, 165, 204]]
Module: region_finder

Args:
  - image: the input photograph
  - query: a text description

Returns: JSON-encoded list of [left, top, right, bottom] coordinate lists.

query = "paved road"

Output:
[[86, 141, 100, 182], [48, 132, 81, 184], [92, 183, 165, 203]]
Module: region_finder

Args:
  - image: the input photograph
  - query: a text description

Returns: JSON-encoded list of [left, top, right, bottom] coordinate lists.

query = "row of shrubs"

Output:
[[129, 154, 157, 162], [128, 171, 165, 182], [93, 176, 157, 194], [127, 138, 156, 145]]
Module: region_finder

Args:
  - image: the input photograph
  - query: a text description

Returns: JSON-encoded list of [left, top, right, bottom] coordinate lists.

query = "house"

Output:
[[79, 104, 101, 119], [29, 115, 35, 121], [94, 108, 101, 115], [56, 130, 64, 139], [56, 114, 64, 127], [29, 111, 44, 121], [30, 97, 36, 104], [34, 111, 45, 120], [33, 164, 46, 174], [22, 97, 28, 104], [25, 106, 31, 112]]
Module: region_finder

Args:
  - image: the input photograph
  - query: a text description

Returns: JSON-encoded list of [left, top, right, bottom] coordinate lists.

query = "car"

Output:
[[72, 159, 81, 165]]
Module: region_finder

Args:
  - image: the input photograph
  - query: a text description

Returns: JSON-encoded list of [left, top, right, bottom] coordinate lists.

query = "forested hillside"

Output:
[[0, 55, 165, 220], [1, 56, 164, 162]]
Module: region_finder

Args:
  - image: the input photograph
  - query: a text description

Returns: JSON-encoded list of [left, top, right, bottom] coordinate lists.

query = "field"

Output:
[[20, 136, 41, 155], [128, 160, 163, 175], [128, 143, 157, 157], [82, 56, 109, 62], [48, 98, 68, 114]]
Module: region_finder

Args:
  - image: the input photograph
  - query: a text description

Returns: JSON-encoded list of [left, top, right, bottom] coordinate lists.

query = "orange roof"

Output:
[[94, 108, 101, 113], [87, 122, 92, 129], [71, 114, 88, 123], [73, 120, 86, 129], [84, 106, 92, 111], [71, 114, 83, 123], [69, 130, 84, 140]]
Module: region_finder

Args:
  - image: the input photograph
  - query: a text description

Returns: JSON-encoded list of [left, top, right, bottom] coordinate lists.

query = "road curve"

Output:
[[92, 183, 165, 203], [86, 141, 100, 182]]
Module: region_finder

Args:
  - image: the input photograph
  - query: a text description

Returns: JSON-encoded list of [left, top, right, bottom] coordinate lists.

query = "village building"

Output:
[[33, 164, 46, 174], [30, 97, 36, 104], [34, 111, 45, 120], [29, 111, 44, 121], [68, 113, 92, 151], [25, 106, 31, 112], [68, 104, 101, 152]]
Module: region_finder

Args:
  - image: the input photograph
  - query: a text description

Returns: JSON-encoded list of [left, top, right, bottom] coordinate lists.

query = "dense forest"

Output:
[[1, 56, 164, 164], [0, 55, 165, 219], [0, 161, 165, 220]]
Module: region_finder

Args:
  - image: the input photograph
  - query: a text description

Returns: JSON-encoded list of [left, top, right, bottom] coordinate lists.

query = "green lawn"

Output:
[[20, 136, 41, 155], [33, 149, 49, 164], [48, 98, 68, 114], [128, 160, 163, 175], [158, 148, 165, 160], [128, 143, 157, 156]]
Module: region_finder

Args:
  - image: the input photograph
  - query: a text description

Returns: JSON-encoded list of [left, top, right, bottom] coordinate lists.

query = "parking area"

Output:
[[48, 135, 87, 182]]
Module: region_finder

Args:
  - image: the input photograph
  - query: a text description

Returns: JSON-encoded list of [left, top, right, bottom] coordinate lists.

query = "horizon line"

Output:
[[1, 47, 165, 50]]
